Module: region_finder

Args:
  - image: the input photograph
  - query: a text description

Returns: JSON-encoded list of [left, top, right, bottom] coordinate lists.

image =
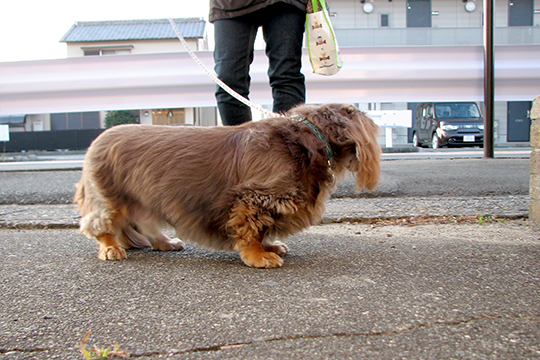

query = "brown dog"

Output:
[[74, 103, 381, 268]]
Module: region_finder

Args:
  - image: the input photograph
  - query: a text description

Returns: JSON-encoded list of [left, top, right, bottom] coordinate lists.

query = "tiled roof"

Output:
[[60, 18, 206, 42]]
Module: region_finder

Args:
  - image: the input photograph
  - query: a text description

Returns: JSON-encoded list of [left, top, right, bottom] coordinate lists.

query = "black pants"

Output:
[[213, 3, 306, 125]]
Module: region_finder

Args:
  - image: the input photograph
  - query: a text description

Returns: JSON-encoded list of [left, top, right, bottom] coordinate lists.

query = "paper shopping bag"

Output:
[[306, 0, 343, 76]]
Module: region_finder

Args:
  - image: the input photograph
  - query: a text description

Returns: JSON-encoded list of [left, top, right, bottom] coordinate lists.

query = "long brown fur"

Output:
[[74, 103, 381, 268]]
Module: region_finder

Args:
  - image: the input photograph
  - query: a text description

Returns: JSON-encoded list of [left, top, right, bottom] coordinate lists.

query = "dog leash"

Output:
[[168, 18, 279, 119]]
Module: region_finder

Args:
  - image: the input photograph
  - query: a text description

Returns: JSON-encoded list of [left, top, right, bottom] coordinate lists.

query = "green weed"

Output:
[[79, 331, 128, 359]]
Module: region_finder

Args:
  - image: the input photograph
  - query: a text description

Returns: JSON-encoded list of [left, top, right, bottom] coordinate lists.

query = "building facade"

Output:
[[19, 18, 212, 138], [329, 0, 537, 145]]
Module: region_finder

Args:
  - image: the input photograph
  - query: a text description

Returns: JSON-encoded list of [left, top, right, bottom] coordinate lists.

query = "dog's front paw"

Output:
[[240, 247, 284, 268], [263, 240, 289, 257], [98, 245, 127, 261]]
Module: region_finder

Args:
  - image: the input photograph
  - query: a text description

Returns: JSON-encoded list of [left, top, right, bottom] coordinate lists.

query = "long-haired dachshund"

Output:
[[75, 103, 381, 268]]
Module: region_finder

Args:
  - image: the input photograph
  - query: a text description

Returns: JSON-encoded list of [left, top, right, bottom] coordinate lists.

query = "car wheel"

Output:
[[432, 134, 441, 149], [413, 133, 421, 147]]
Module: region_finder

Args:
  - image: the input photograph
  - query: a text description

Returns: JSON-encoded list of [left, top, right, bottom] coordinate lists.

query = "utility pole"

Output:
[[483, 0, 495, 158]]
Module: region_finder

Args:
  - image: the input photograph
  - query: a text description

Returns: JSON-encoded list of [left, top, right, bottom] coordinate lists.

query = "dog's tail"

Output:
[[74, 177, 151, 248], [74, 180, 85, 210]]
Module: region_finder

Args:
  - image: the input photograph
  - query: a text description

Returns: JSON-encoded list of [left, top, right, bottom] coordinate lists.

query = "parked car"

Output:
[[412, 102, 484, 148]]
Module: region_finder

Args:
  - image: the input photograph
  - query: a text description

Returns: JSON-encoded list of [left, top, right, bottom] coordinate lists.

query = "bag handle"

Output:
[[311, 0, 327, 13]]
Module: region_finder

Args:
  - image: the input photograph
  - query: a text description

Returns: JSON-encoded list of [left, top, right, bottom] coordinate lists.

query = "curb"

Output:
[[0, 195, 530, 230]]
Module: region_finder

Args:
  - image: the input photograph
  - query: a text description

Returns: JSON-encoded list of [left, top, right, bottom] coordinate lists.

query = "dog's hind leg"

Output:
[[128, 207, 185, 252], [92, 211, 130, 260], [150, 233, 185, 251], [119, 225, 152, 249], [119, 225, 184, 252], [76, 177, 130, 260], [97, 234, 127, 260]]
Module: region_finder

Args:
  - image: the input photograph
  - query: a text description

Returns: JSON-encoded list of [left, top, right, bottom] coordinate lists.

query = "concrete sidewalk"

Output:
[[0, 196, 539, 359], [1, 220, 539, 359]]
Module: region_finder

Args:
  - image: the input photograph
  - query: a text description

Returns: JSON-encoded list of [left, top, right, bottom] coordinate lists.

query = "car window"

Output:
[[416, 106, 423, 122], [420, 106, 429, 129], [434, 103, 481, 119], [427, 105, 433, 118]]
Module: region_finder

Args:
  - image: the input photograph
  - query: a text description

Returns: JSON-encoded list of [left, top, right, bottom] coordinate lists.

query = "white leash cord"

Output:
[[167, 18, 279, 119]]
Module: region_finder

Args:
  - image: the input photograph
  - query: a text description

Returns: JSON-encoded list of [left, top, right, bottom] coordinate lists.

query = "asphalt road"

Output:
[[0, 158, 530, 204]]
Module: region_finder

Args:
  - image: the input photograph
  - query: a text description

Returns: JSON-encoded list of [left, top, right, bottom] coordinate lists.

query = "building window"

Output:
[[51, 112, 100, 130], [380, 13, 390, 27], [84, 50, 101, 56], [82, 46, 133, 56], [101, 49, 132, 56]]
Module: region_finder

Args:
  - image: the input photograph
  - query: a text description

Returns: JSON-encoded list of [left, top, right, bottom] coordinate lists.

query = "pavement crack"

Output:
[[255, 314, 502, 342], [130, 314, 506, 358], [358, 314, 503, 337], [0, 347, 52, 355]]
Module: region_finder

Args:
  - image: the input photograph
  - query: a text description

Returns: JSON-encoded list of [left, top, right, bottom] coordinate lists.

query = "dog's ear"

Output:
[[300, 125, 329, 169], [350, 112, 381, 191], [329, 105, 380, 191]]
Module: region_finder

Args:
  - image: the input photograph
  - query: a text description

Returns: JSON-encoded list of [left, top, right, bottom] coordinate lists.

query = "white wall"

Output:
[[185, 107, 195, 125], [432, 1, 483, 28], [139, 110, 153, 125], [25, 114, 51, 131], [330, 0, 540, 30], [330, 0, 403, 29], [330, 0, 486, 29]]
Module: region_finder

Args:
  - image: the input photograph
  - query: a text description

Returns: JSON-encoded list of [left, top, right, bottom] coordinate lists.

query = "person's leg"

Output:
[[213, 18, 258, 125], [262, 3, 306, 114]]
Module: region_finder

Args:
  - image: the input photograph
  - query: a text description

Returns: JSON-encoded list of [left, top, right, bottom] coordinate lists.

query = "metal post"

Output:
[[483, 0, 495, 158]]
